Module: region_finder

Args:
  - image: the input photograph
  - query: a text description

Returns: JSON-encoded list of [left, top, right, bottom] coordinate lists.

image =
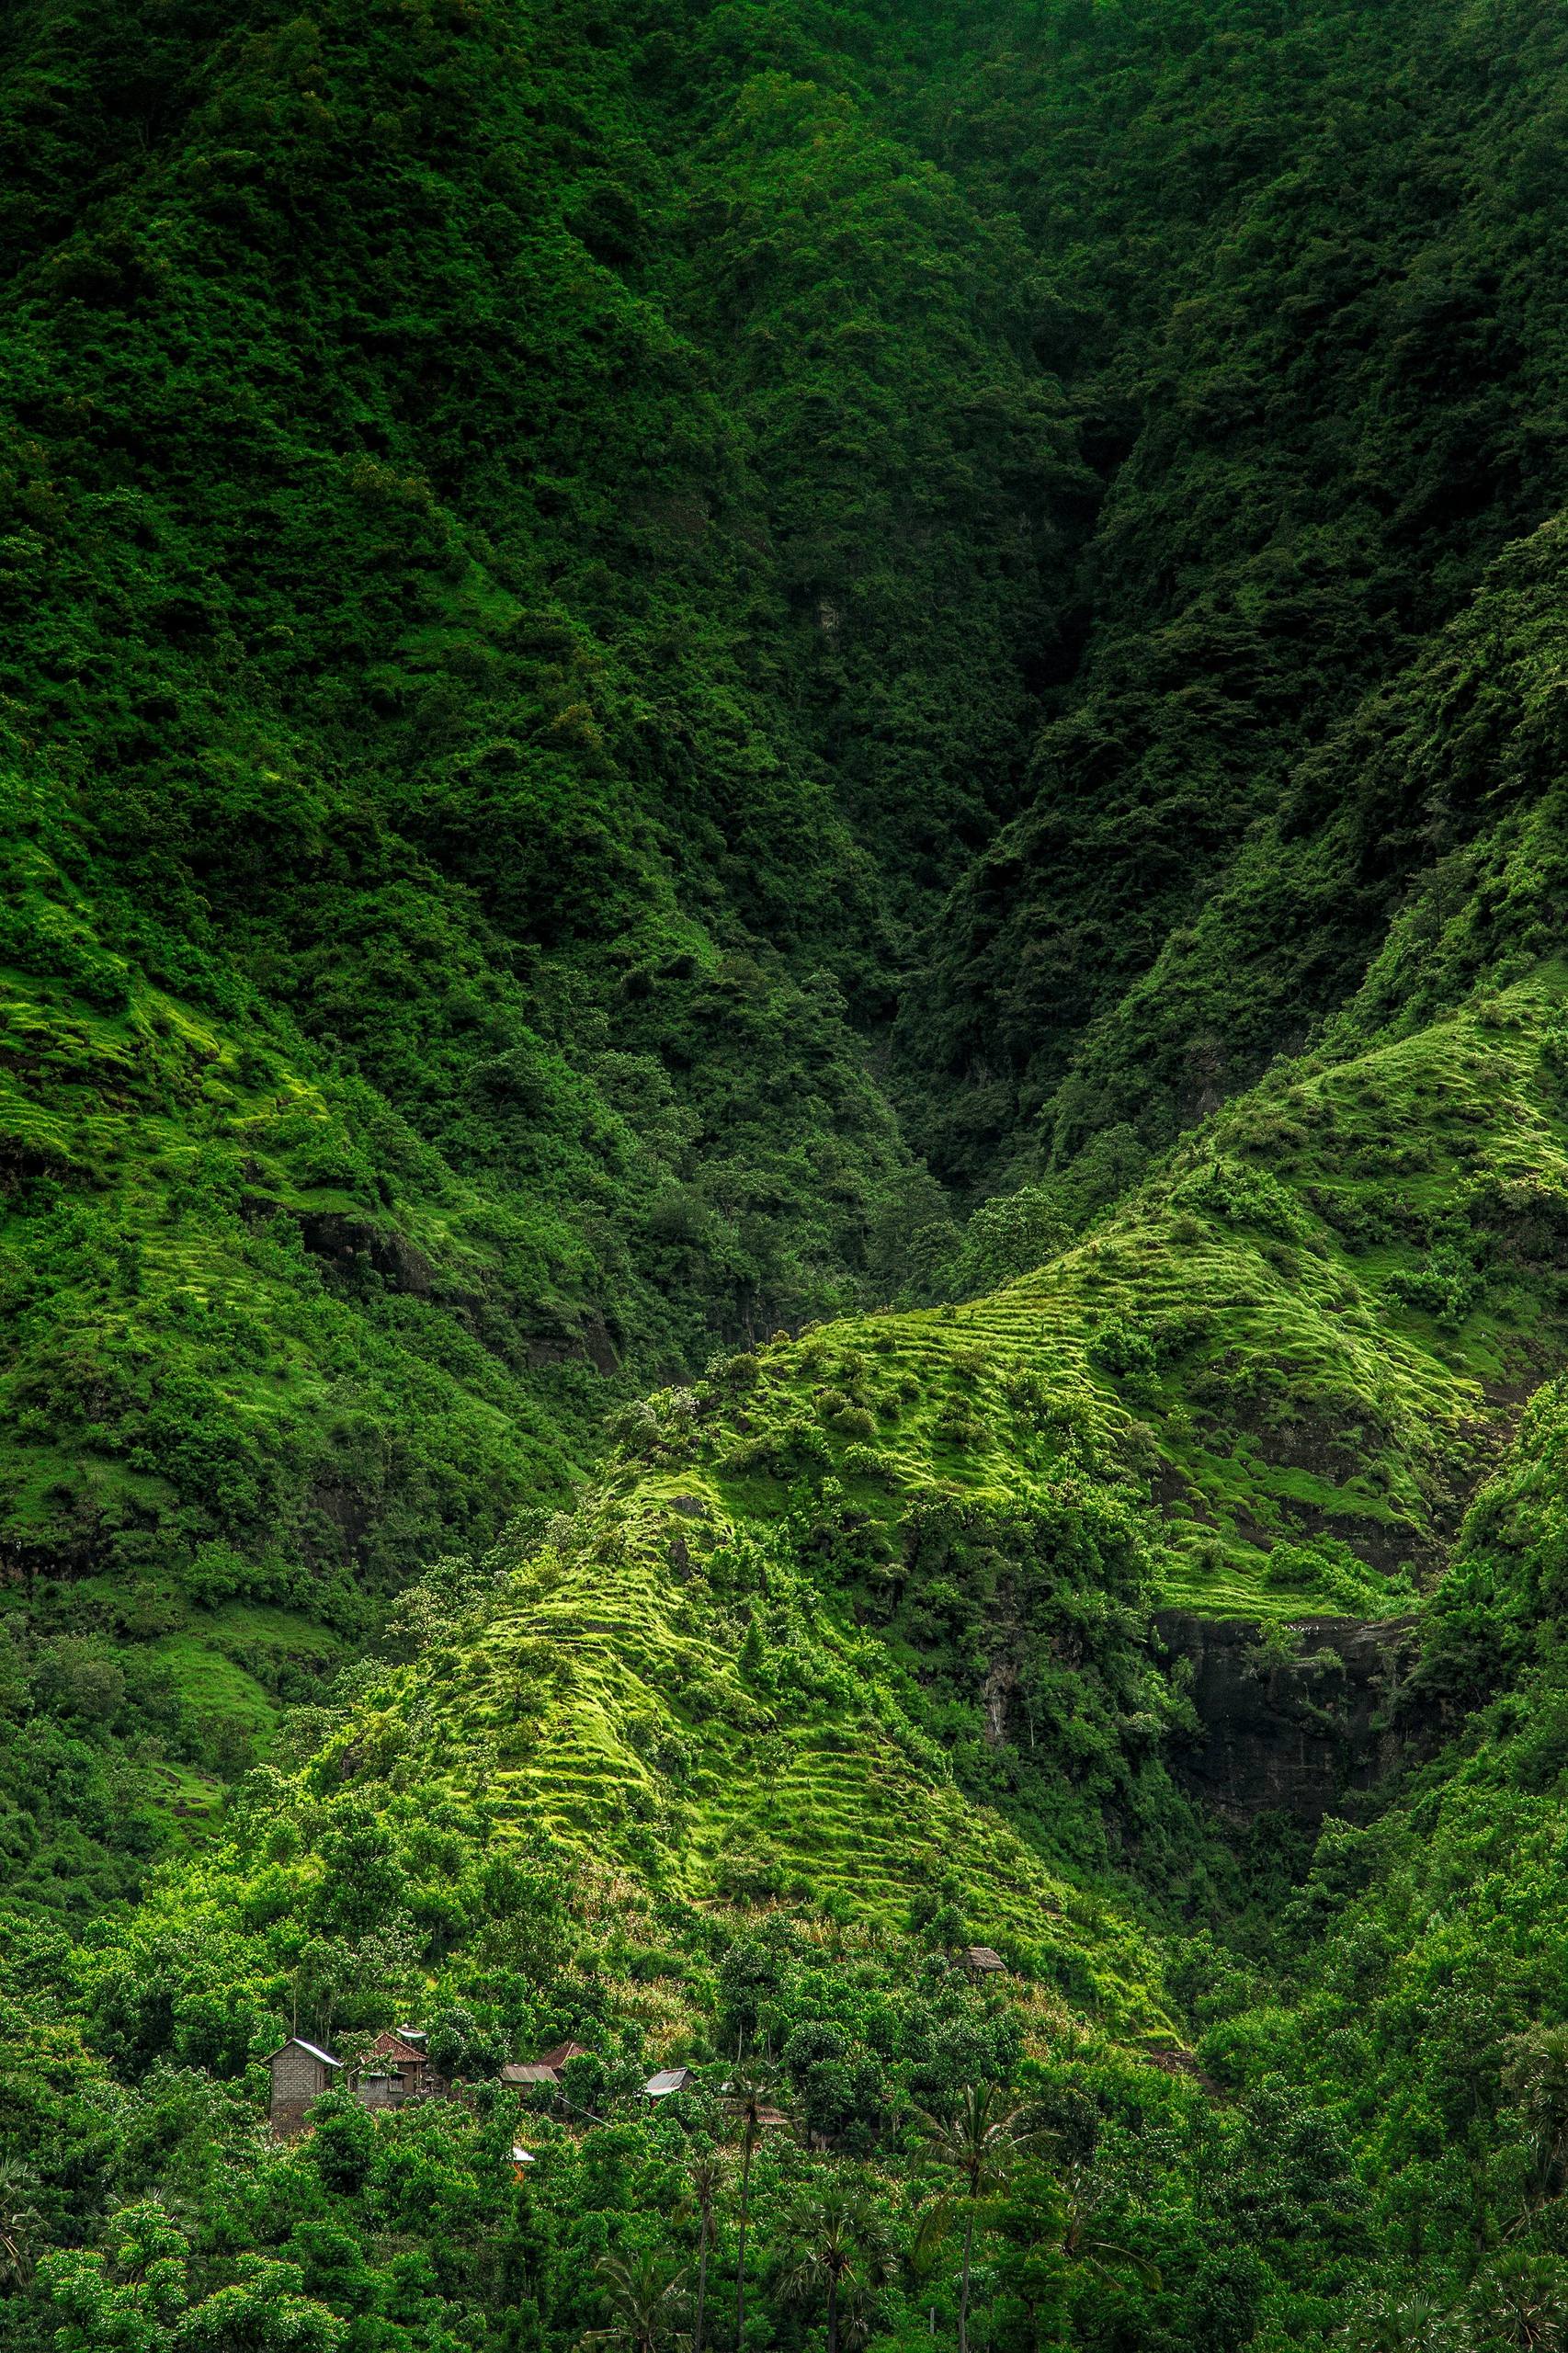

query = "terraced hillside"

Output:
[[18, 4, 1568, 2348], [678, 968, 1568, 1623], [215, 968, 1568, 2004]]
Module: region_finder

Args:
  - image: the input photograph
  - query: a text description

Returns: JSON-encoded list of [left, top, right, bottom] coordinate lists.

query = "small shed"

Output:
[[642, 2066, 694, 2100], [963, 1945, 1007, 1978], [511, 2145, 537, 2180], [501, 2040, 592, 2089], [267, 2038, 342, 2140]]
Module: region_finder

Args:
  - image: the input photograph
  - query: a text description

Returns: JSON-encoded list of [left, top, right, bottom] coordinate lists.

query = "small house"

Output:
[[963, 1945, 1007, 1978], [500, 2040, 591, 2088], [511, 2145, 537, 2180], [359, 2029, 450, 2105], [535, 2040, 591, 2073], [642, 2066, 694, 2100], [267, 2038, 342, 2140]]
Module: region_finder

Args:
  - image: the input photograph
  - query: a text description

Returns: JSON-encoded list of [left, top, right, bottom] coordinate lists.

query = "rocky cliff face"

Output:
[[1155, 1611, 1427, 1819]]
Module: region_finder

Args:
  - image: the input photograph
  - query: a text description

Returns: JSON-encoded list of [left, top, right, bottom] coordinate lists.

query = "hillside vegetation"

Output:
[[12, 3, 1568, 2352]]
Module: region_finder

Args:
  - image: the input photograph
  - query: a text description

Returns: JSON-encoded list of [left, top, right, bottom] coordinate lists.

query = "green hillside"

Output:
[[14, 3, 1568, 2351]]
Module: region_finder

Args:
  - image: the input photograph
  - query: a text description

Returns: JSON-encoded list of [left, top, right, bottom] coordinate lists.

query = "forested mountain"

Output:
[[9, 2, 1568, 2348]]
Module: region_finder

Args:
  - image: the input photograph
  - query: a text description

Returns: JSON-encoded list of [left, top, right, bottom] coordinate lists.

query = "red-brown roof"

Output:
[[367, 2030, 427, 2066], [534, 2040, 590, 2072]]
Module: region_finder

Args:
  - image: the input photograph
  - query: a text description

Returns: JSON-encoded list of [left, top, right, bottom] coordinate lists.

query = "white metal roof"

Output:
[[268, 2037, 342, 2068], [643, 2067, 692, 2096]]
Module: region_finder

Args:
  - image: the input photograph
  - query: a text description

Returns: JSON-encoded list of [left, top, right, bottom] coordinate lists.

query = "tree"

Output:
[[680, 2149, 727, 2353], [425, 2001, 506, 2086], [0, 2161, 41, 2288], [39, 2199, 189, 2352], [1347, 2290, 1457, 2353], [915, 2086, 1054, 2353], [1058, 2157, 1160, 2290], [776, 2183, 892, 2353], [904, 2198, 952, 2340], [170, 2257, 347, 2351], [1468, 2253, 1568, 2353], [578, 2251, 688, 2353], [1504, 2027, 1568, 2202], [40, 2223, 347, 2353], [725, 2063, 785, 2347]]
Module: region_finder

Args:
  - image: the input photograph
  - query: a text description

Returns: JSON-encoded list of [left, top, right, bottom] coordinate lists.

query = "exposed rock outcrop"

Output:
[[1155, 1609, 1427, 1820]]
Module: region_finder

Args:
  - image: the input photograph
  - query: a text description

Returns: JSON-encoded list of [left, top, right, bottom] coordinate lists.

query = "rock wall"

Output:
[[1154, 1610, 1427, 1820]]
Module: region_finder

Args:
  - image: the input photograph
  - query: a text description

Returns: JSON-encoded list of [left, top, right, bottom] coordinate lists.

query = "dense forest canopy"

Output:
[[9, 1, 1568, 2348]]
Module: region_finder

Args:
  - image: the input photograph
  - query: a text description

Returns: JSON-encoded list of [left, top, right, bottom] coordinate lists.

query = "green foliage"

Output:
[[17, 4, 1568, 2351]]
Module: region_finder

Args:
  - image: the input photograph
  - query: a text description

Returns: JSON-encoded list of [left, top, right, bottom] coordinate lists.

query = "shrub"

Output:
[[1087, 1314, 1158, 1387]]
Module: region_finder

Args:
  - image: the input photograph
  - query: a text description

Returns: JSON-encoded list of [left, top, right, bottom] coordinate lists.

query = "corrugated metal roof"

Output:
[[267, 2037, 342, 2068], [642, 2067, 692, 2097]]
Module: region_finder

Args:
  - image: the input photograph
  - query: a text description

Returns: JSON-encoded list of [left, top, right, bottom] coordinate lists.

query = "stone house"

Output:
[[267, 2038, 343, 2140]]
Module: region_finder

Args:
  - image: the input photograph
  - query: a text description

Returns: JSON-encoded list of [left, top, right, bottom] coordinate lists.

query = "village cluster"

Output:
[[265, 2029, 669, 2143], [266, 1949, 1010, 2145]]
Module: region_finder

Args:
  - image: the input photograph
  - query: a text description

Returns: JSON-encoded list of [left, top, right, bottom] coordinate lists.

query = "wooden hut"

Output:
[[962, 1945, 1007, 1979], [267, 2038, 342, 2140]]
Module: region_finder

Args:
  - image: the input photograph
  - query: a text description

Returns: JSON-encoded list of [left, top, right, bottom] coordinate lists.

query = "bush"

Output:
[[1086, 1314, 1158, 1387]]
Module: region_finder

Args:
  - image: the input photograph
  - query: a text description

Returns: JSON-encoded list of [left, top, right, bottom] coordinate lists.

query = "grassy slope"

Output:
[[163, 960, 1568, 2074], [698, 966, 1568, 1622], [0, 0, 1072, 1913]]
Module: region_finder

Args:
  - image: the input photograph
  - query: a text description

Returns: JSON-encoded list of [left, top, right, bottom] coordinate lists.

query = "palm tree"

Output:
[[915, 2086, 1054, 2353], [1347, 2290, 1455, 2353], [680, 2150, 726, 2353], [577, 2249, 688, 2353], [724, 2063, 784, 2349], [904, 2198, 952, 2338], [1468, 2252, 1568, 2353], [0, 2162, 40, 2290], [776, 2184, 892, 2353], [1504, 2026, 1568, 2200], [1058, 2156, 1161, 2291]]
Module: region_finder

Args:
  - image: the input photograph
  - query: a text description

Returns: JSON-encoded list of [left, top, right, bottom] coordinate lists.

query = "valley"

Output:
[[9, 2, 1568, 2348]]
